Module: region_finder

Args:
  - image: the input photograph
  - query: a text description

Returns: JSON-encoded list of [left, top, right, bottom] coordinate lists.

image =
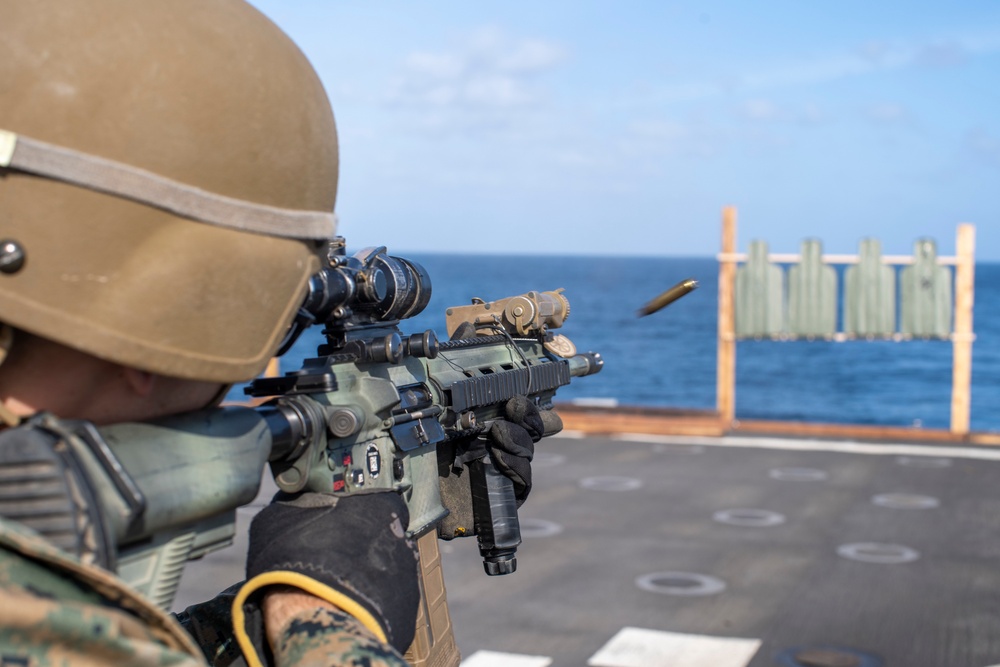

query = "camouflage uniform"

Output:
[[0, 516, 409, 666]]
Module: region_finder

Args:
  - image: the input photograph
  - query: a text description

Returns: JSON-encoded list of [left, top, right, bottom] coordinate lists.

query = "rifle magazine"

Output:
[[405, 532, 461, 667]]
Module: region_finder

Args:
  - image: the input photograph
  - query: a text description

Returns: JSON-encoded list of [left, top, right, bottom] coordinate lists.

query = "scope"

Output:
[[277, 239, 432, 355], [307, 240, 431, 325]]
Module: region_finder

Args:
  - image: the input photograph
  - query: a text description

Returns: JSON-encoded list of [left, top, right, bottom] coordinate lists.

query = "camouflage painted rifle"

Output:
[[80, 239, 601, 664]]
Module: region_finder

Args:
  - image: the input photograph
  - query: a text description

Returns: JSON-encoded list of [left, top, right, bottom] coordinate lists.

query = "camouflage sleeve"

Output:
[[0, 518, 207, 666], [178, 590, 410, 667], [0, 584, 206, 667], [272, 607, 411, 667]]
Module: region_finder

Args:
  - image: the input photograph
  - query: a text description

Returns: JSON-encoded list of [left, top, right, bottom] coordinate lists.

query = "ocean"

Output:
[[267, 253, 1000, 434]]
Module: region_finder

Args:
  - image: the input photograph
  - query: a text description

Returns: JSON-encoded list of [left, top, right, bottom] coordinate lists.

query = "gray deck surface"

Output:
[[173, 432, 1000, 667]]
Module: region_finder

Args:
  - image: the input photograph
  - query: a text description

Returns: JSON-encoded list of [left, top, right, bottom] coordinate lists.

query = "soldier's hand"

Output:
[[485, 395, 562, 504], [437, 396, 562, 540], [233, 491, 420, 660]]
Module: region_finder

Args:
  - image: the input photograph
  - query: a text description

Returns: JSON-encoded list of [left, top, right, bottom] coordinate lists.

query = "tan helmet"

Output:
[[0, 0, 339, 382]]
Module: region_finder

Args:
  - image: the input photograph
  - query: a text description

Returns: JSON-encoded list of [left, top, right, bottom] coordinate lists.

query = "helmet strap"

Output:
[[0, 129, 336, 241]]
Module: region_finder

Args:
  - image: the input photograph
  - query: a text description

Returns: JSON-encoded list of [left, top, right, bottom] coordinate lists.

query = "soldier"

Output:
[[0, 0, 418, 665]]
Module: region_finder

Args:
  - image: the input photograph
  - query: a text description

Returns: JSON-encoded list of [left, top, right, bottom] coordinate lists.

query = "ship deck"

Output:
[[173, 414, 1000, 667]]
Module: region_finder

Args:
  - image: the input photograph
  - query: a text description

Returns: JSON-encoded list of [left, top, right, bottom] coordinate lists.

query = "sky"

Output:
[[249, 1, 1000, 260]]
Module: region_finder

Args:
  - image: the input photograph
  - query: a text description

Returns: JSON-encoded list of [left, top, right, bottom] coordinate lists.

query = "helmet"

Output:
[[0, 0, 339, 382]]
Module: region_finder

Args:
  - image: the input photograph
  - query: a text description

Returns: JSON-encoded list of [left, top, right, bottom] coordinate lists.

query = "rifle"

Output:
[[67, 238, 601, 665]]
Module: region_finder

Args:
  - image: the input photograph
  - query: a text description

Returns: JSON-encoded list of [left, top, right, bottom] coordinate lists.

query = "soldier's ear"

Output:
[[122, 367, 156, 398]]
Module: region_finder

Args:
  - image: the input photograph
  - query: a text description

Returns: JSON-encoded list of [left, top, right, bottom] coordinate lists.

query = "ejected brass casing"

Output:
[[638, 278, 698, 317]]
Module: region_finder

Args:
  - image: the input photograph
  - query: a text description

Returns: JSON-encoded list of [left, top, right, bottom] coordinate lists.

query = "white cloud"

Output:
[[619, 117, 727, 160], [739, 98, 782, 121], [464, 76, 534, 107], [915, 41, 966, 68], [800, 103, 826, 124], [385, 27, 567, 116], [966, 128, 1000, 167], [404, 52, 467, 79], [552, 150, 604, 167], [733, 99, 827, 125], [857, 40, 891, 64], [651, 28, 1000, 105], [628, 119, 690, 142], [865, 102, 909, 123], [494, 38, 566, 74]]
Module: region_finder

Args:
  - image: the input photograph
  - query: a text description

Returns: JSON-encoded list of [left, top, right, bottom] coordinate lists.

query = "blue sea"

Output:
[[271, 254, 1000, 434]]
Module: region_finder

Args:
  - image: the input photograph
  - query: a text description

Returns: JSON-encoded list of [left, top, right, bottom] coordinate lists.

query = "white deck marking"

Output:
[[587, 627, 761, 667], [579, 475, 643, 491], [836, 542, 920, 564], [461, 650, 553, 667], [608, 432, 1000, 462]]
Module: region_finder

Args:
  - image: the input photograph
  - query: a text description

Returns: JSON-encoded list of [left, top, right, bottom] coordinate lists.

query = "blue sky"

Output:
[[250, 1, 999, 260]]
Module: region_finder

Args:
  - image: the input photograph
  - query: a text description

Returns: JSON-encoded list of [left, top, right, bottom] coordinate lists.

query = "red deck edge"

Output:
[[553, 403, 1000, 446]]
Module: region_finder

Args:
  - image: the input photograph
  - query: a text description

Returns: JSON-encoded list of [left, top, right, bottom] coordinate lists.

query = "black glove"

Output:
[[485, 395, 547, 502], [437, 396, 562, 539], [234, 491, 420, 658]]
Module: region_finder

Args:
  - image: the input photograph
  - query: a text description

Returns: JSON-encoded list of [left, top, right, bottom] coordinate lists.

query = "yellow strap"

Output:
[[231, 571, 389, 667]]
